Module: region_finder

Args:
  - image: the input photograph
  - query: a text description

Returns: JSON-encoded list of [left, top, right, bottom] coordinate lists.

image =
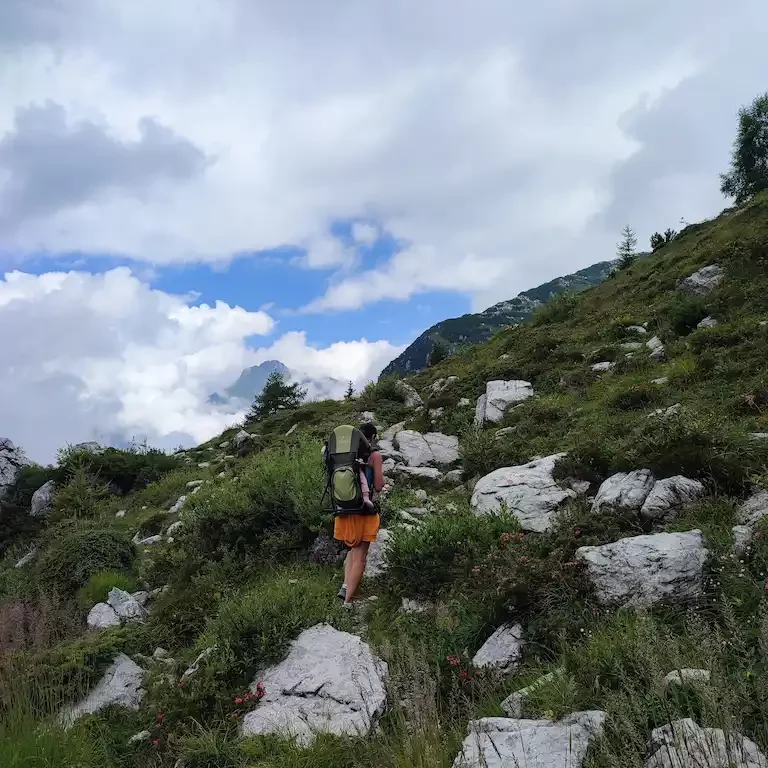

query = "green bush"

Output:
[[657, 294, 709, 337], [36, 525, 135, 596], [184, 440, 325, 561], [532, 292, 581, 326], [76, 570, 137, 608], [52, 467, 110, 521], [460, 427, 498, 478]]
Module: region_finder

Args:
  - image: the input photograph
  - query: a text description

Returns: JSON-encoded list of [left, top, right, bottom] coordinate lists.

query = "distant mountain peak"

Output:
[[209, 360, 290, 406]]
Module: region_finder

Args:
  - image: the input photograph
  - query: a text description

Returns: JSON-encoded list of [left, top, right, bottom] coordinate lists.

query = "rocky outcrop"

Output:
[[87, 602, 121, 630], [168, 495, 188, 515], [363, 529, 391, 578], [677, 264, 724, 296], [392, 465, 443, 485], [471, 624, 525, 672], [429, 376, 459, 395], [30, 480, 55, 516], [592, 471, 704, 522], [59, 654, 144, 727], [471, 454, 578, 532], [738, 491, 768, 528], [576, 530, 707, 608], [475, 380, 534, 425], [108, 588, 147, 622], [395, 380, 423, 408], [0, 438, 28, 497], [14, 548, 38, 569], [394, 430, 459, 468], [697, 316, 718, 329], [241, 624, 388, 747], [645, 718, 768, 768], [233, 429, 253, 449], [453, 710, 607, 768]]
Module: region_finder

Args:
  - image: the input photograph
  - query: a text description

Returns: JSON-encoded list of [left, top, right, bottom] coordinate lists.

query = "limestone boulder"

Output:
[[592, 470, 655, 514], [646, 335, 666, 361], [393, 465, 443, 486], [645, 719, 767, 768], [591, 361, 614, 372], [697, 316, 718, 329], [0, 438, 28, 498], [640, 476, 706, 522], [471, 624, 525, 672], [394, 430, 459, 468], [576, 530, 707, 608], [732, 525, 753, 557], [474, 380, 534, 425], [60, 654, 144, 727], [738, 491, 768, 528], [364, 529, 391, 578], [395, 380, 423, 408], [30, 480, 56, 517], [471, 454, 577, 533], [241, 624, 388, 747], [87, 602, 120, 630], [453, 711, 607, 768], [677, 264, 724, 296], [107, 588, 147, 622]]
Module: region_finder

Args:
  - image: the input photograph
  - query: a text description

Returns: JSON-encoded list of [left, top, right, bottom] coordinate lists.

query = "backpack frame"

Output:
[[322, 425, 374, 516]]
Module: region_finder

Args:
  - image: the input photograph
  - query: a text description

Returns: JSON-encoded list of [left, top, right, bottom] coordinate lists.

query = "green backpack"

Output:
[[322, 425, 372, 515]]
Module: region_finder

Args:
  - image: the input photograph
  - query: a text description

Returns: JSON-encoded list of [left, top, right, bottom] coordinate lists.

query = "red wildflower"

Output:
[[231, 712, 239, 719], [177, 680, 185, 688], [156, 713, 165, 721], [459, 671, 472, 682], [235, 697, 243, 705], [574, 529, 582, 537], [756, 532, 762, 538], [152, 739, 159, 746], [447, 655, 461, 667]]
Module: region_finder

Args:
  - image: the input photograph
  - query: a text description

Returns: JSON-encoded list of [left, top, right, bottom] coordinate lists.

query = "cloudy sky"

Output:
[[1, 0, 766, 462]]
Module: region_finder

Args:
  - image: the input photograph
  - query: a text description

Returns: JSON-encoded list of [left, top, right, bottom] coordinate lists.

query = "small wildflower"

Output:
[[756, 532, 762, 538], [574, 529, 582, 537], [231, 712, 239, 719], [447, 655, 461, 667], [177, 680, 185, 688], [459, 670, 472, 682], [152, 739, 159, 746]]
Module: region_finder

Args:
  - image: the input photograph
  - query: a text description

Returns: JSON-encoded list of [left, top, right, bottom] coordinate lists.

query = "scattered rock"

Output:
[[30, 480, 56, 517], [137, 534, 163, 547], [414, 489, 428, 502], [453, 710, 606, 768], [576, 530, 707, 608], [749, 433, 768, 441], [650, 404, 683, 418], [474, 380, 534, 425], [108, 588, 147, 622], [652, 377, 669, 385], [241, 624, 388, 747], [501, 668, 566, 718], [677, 264, 725, 296], [647, 335, 666, 361], [0, 438, 28, 498], [168, 495, 188, 515], [394, 430, 459, 468], [628, 325, 648, 334], [14, 548, 37, 569], [471, 623, 525, 672], [401, 598, 431, 614], [128, 730, 151, 745], [458, 398, 472, 407], [732, 525, 753, 557], [166, 521, 184, 537], [198, 462, 211, 469], [738, 491, 768, 528], [442, 469, 464, 486], [153, 647, 170, 660], [217, 471, 227, 478], [645, 718, 767, 768], [697, 316, 718, 329], [430, 376, 459, 395], [186, 480, 204, 490], [395, 380, 423, 409], [286, 424, 298, 436], [115, 509, 126, 518], [233, 429, 253, 448], [640, 476, 706, 522], [219, 441, 230, 449], [380, 421, 406, 441], [87, 602, 120, 630], [363, 529, 391, 578], [381, 457, 396, 475], [308, 533, 347, 566], [182, 646, 218, 681], [592, 470, 656, 515], [663, 669, 711, 689], [428, 407, 445, 420], [621, 342, 643, 351], [591, 361, 615, 372], [393, 465, 443, 485], [132, 591, 150, 606], [471, 454, 578, 533], [569, 479, 591, 495], [60, 654, 144, 727]]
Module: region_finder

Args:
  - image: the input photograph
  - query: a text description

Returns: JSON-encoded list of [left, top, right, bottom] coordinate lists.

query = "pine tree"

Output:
[[616, 225, 637, 269], [246, 372, 306, 422], [344, 381, 354, 400], [427, 340, 448, 367], [720, 93, 768, 203], [650, 232, 665, 252], [664, 228, 677, 243]]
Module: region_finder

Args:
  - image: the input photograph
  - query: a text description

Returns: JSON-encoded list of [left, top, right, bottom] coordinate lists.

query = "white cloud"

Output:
[[0, 267, 398, 462], [0, 0, 765, 310]]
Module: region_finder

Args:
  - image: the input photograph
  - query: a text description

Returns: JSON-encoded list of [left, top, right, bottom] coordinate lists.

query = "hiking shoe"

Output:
[[337, 584, 347, 601]]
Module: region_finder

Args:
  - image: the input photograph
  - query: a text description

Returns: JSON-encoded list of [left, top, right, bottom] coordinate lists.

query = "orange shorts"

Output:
[[334, 513, 380, 548]]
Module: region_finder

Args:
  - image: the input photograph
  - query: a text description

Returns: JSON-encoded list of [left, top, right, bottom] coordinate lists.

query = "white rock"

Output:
[[576, 530, 707, 608], [592, 470, 655, 514], [87, 602, 120, 630], [640, 476, 706, 522], [131, 591, 150, 606], [749, 433, 768, 441], [591, 361, 614, 372], [663, 669, 711, 688], [501, 669, 566, 718], [474, 380, 534, 425], [677, 264, 725, 296], [115, 509, 126, 518], [647, 335, 666, 360], [233, 429, 252, 448], [241, 624, 388, 747], [621, 342, 643, 351], [414, 489, 428, 502], [182, 646, 218, 681], [697, 316, 719, 329], [219, 441, 230, 449], [401, 598, 431, 614], [107, 588, 147, 622], [168, 495, 188, 514], [128, 730, 151, 745], [442, 469, 464, 487], [30, 480, 56, 517], [453, 710, 606, 768], [738, 491, 768, 528], [428, 407, 445, 420], [60, 654, 144, 727], [153, 647, 170, 660], [0, 438, 28, 498], [286, 424, 298, 436], [380, 421, 406, 441], [569, 479, 591, 495], [652, 377, 669, 385], [166, 520, 184, 536], [458, 398, 472, 407], [471, 454, 577, 533], [645, 718, 768, 768], [393, 465, 443, 485], [395, 380, 423, 408], [381, 457, 396, 475], [733, 525, 753, 557], [394, 430, 459, 468], [471, 623, 525, 672], [628, 325, 648, 334], [650, 404, 683, 418], [14, 548, 37, 569], [186, 480, 204, 489], [198, 462, 211, 468], [137, 534, 163, 546], [364, 529, 391, 578]]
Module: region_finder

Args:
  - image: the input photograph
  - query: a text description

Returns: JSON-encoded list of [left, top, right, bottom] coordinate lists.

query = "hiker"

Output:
[[325, 422, 384, 606]]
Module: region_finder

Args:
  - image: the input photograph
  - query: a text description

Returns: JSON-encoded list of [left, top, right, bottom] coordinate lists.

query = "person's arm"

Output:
[[369, 451, 385, 492]]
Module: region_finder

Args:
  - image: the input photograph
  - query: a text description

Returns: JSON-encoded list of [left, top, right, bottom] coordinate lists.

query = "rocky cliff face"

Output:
[[0, 438, 28, 497]]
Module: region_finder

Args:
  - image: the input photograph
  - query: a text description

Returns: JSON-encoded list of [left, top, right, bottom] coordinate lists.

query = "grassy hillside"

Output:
[[1, 194, 768, 768], [380, 258, 616, 376]]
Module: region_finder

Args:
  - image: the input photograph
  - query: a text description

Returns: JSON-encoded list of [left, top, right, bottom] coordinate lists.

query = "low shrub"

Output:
[[36, 524, 135, 596], [607, 383, 660, 411], [51, 467, 110, 521], [532, 292, 581, 326], [656, 294, 709, 337], [76, 570, 137, 609], [460, 427, 498, 479]]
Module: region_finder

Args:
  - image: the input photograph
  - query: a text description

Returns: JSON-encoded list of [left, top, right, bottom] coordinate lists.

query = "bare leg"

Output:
[[344, 542, 370, 603]]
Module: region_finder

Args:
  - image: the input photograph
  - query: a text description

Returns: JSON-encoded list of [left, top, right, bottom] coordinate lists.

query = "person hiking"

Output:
[[330, 422, 384, 606]]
